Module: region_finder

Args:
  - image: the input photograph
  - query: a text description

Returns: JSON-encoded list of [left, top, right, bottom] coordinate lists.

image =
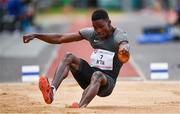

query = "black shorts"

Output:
[[70, 59, 115, 97]]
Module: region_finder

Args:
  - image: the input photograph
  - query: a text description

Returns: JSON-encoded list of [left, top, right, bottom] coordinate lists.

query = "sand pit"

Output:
[[0, 79, 180, 114]]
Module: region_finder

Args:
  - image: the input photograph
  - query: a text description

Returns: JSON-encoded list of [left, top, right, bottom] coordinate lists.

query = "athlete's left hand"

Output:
[[118, 49, 130, 63]]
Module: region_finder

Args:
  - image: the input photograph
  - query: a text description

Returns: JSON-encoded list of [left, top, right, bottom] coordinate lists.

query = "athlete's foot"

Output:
[[39, 76, 54, 104], [71, 102, 80, 108]]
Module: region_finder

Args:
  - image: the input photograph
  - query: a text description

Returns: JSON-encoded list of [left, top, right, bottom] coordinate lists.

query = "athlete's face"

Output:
[[92, 19, 111, 39]]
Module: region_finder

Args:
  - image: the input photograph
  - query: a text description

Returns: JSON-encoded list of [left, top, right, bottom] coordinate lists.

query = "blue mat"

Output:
[[137, 26, 173, 44]]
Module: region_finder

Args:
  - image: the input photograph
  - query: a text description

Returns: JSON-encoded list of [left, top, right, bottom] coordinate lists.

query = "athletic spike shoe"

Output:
[[39, 76, 54, 104], [71, 102, 80, 108]]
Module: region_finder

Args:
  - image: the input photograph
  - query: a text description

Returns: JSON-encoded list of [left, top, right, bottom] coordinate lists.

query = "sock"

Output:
[[51, 85, 56, 95]]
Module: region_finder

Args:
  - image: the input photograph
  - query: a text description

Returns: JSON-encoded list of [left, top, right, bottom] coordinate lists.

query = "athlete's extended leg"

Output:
[[51, 53, 80, 89], [78, 71, 108, 108], [39, 53, 81, 104]]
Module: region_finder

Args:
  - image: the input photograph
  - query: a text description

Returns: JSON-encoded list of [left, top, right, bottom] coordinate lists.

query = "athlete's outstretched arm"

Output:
[[23, 32, 83, 44]]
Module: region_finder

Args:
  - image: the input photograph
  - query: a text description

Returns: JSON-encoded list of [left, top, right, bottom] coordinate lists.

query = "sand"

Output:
[[0, 79, 180, 114]]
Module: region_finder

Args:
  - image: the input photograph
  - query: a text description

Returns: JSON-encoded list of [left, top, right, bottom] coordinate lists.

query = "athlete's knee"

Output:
[[93, 71, 103, 76], [64, 52, 74, 58], [91, 71, 105, 84], [63, 53, 75, 64]]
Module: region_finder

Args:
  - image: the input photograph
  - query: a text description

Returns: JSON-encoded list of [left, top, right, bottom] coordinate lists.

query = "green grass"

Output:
[[37, 6, 123, 16]]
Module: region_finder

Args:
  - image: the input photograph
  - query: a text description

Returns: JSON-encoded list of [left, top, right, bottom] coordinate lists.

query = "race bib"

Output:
[[90, 49, 115, 70]]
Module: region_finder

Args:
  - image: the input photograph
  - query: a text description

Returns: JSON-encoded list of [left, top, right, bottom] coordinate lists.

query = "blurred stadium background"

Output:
[[0, 0, 180, 82]]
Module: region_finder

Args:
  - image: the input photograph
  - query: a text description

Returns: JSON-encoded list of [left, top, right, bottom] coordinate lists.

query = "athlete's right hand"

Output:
[[23, 34, 35, 43]]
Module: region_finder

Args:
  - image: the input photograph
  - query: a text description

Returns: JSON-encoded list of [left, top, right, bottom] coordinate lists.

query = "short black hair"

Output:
[[91, 9, 109, 21]]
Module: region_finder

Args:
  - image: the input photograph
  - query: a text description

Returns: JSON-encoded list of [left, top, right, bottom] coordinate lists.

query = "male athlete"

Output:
[[23, 9, 130, 108]]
